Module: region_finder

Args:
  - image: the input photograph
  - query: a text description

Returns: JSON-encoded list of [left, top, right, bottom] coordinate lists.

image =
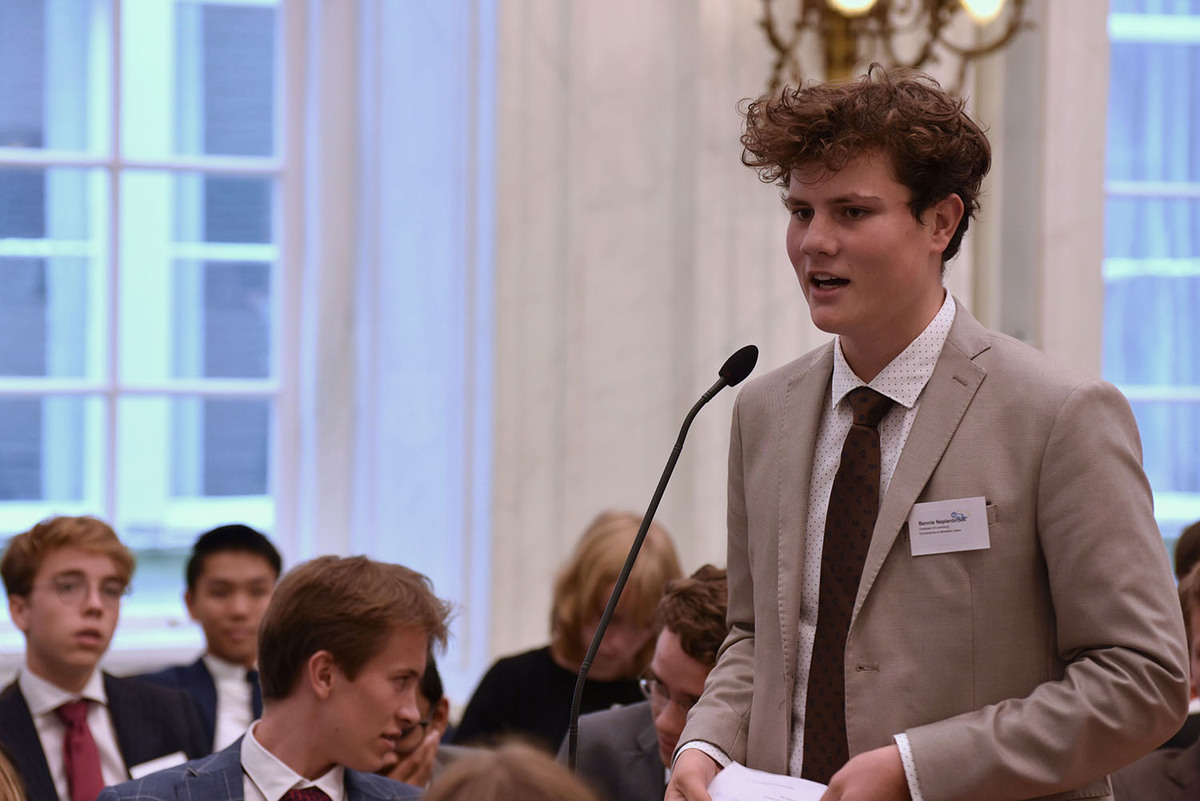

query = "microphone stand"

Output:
[[566, 369, 740, 773]]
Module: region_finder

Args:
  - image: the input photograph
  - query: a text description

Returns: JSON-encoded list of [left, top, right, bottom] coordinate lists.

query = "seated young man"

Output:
[[562, 565, 728, 801], [138, 524, 282, 750], [0, 516, 210, 801], [99, 555, 452, 801]]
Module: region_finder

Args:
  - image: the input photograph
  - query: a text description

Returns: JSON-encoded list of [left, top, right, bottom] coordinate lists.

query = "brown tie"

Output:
[[282, 789, 332, 801], [801, 386, 893, 784], [55, 699, 104, 801]]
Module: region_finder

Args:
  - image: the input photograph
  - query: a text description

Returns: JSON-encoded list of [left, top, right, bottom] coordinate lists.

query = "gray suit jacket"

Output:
[[557, 701, 664, 801], [680, 303, 1189, 801], [96, 739, 420, 801], [1111, 737, 1200, 801]]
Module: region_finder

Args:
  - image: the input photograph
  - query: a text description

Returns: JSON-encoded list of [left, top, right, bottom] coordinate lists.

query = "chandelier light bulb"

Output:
[[828, 0, 879, 17], [961, 0, 1005, 24]]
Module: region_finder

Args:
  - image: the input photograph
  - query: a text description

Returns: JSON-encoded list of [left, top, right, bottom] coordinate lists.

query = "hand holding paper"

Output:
[[707, 762, 826, 801]]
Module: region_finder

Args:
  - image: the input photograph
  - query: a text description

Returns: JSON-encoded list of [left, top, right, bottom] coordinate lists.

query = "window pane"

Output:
[[1105, 197, 1200, 260], [1104, 275, 1200, 385], [0, 395, 104, 504], [0, 167, 108, 380], [116, 396, 273, 546], [120, 171, 275, 382], [1107, 43, 1200, 183], [121, 0, 278, 159], [0, 0, 110, 153], [1111, 0, 1200, 15]]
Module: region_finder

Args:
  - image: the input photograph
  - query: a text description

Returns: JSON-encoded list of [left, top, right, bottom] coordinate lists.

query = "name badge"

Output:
[[907, 496, 989, 556]]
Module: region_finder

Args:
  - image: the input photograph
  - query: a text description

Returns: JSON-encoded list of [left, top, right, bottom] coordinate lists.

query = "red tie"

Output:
[[55, 699, 104, 801], [282, 789, 332, 801]]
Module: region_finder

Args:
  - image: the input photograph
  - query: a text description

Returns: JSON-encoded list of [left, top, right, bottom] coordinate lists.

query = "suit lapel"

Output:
[[185, 659, 219, 744], [777, 346, 834, 689], [183, 743, 246, 801], [106, 673, 144, 774], [0, 683, 57, 801], [853, 306, 990, 619], [634, 714, 667, 798]]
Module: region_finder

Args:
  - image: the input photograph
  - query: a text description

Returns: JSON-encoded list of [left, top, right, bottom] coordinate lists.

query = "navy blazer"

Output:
[[137, 658, 262, 748], [0, 674, 211, 801], [96, 739, 421, 801]]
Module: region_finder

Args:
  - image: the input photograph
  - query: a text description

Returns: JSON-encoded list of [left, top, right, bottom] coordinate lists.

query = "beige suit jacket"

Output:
[[680, 305, 1189, 801]]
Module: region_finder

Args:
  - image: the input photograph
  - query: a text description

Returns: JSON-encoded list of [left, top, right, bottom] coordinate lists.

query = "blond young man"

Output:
[[0, 516, 209, 801]]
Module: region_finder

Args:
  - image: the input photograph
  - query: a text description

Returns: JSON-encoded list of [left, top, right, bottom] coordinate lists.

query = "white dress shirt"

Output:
[[204, 654, 256, 751], [18, 668, 128, 800], [240, 721, 346, 801]]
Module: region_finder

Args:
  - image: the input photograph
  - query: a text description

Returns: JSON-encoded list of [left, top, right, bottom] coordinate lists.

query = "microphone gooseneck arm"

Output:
[[567, 345, 757, 773]]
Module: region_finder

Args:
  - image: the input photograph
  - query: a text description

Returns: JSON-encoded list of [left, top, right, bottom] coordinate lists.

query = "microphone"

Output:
[[567, 344, 759, 773]]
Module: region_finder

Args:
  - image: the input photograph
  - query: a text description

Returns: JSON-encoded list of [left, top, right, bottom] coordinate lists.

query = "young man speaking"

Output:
[[668, 66, 1188, 801]]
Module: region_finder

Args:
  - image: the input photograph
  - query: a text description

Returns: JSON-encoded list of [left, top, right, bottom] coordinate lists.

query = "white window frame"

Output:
[[0, 0, 294, 673]]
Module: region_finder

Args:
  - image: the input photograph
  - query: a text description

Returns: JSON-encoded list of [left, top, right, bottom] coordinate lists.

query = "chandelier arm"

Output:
[[884, 0, 942, 70], [762, 0, 816, 92]]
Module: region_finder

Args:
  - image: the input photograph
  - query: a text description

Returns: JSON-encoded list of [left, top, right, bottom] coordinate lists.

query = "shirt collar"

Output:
[[831, 292, 956, 410], [18, 667, 108, 717], [242, 722, 346, 801], [204, 653, 252, 682]]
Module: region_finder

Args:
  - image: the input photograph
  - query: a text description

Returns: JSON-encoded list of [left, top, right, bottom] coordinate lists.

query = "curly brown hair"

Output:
[[656, 564, 728, 667], [741, 64, 991, 262]]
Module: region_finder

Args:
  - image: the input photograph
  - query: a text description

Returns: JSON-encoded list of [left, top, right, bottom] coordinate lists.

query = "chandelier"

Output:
[[760, 0, 1031, 94]]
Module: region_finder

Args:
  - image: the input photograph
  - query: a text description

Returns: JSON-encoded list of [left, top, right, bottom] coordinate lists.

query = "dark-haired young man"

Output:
[[668, 66, 1188, 801], [139, 524, 282, 750], [100, 555, 451, 801], [378, 653, 474, 789]]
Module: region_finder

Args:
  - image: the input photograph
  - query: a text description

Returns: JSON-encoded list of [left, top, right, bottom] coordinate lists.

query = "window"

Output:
[[1105, 0, 1200, 559], [0, 0, 284, 649]]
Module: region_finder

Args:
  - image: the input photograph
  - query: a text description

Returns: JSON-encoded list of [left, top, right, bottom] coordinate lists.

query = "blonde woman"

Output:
[[453, 510, 682, 750]]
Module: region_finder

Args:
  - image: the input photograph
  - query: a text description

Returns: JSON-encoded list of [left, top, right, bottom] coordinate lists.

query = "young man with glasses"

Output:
[[0, 515, 210, 801], [563, 565, 727, 801]]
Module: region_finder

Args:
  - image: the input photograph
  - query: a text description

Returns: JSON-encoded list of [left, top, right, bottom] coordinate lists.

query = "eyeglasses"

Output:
[[638, 674, 698, 715], [37, 575, 129, 608]]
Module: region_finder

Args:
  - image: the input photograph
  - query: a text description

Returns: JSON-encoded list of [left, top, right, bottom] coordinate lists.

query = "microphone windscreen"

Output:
[[719, 345, 759, 386]]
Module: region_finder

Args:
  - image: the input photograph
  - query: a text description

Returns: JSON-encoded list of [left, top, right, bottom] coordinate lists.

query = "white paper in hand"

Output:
[[707, 761, 827, 801]]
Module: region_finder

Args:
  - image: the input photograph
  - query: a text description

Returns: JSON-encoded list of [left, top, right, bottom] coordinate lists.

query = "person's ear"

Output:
[[927, 193, 965, 253], [184, 588, 196, 620], [307, 650, 338, 701], [9, 595, 29, 634], [431, 696, 451, 736]]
